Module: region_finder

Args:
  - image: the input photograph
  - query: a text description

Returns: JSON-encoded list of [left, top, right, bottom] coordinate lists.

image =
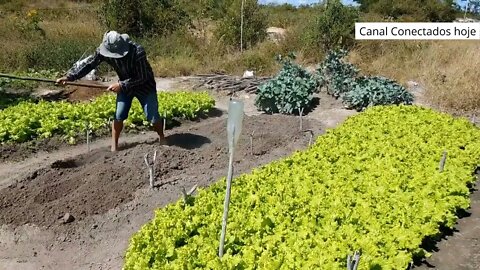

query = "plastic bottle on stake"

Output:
[[227, 100, 244, 153], [219, 99, 244, 257]]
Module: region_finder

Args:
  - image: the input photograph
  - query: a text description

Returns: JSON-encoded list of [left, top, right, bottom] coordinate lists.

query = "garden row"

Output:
[[255, 50, 414, 115], [124, 105, 480, 269], [0, 91, 215, 144]]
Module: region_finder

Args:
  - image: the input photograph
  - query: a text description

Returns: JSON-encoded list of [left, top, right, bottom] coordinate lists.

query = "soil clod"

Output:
[[62, 213, 75, 224]]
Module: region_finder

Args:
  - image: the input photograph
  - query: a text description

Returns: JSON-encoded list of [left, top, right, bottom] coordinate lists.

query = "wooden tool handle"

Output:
[[0, 73, 108, 89]]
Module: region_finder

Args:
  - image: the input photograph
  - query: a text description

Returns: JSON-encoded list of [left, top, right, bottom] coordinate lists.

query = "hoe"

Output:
[[0, 73, 108, 89]]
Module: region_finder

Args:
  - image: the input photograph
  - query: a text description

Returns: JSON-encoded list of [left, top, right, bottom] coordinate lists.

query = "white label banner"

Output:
[[355, 22, 480, 40]]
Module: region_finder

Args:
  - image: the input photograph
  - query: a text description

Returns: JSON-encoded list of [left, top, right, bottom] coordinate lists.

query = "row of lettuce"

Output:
[[123, 105, 480, 269], [0, 91, 215, 144]]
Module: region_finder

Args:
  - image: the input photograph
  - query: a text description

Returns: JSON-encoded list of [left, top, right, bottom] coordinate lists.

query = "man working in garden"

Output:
[[56, 30, 165, 152]]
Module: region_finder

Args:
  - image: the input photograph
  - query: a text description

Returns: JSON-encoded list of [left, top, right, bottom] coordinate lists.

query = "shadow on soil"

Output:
[[165, 108, 223, 130], [201, 107, 224, 119], [295, 97, 321, 116], [166, 133, 211, 149], [0, 90, 32, 109], [117, 133, 212, 151], [413, 169, 480, 269]]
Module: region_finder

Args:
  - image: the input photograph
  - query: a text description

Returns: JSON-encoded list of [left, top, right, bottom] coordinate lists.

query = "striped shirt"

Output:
[[66, 42, 156, 97]]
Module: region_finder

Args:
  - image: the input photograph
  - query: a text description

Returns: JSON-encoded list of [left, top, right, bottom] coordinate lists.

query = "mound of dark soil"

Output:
[[0, 115, 322, 228]]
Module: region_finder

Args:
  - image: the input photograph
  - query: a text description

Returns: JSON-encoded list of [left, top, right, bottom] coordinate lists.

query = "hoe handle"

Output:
[[0, 73, 108, 89]]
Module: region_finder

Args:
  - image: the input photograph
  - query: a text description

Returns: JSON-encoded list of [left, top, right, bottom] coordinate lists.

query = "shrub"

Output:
[[24, 39, 97, 72], [255, 54, 318, 115], [215, 0, 268, 50], [100, 0, 189, 37], [343, 76, 415, 111], [305, 0, 358, 52], [317, 49, 359, 98], [354, 0, 457, 22]]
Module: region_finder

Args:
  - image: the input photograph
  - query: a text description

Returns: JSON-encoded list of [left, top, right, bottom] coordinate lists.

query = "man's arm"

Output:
[[118, 47, 150, 94], [66, 50, 104, 81]]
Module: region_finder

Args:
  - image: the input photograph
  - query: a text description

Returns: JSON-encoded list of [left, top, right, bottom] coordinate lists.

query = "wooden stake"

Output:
[[144, 150, 157, 188], [347, 251, 361, 270], [181, 184, 198, 202], [304, 129, 314, 146], [299, 108, 304, 131], [219, 128, 235, 257], [352, 251, 361, 270], [85, 122, 90, 152], [240, 0, 244, 52], [250, 130, 255, 156], [163, 113, 167, 133], [439, 150, 447, 172]]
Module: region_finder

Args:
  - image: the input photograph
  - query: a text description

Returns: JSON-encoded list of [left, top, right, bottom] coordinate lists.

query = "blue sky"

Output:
[[259, 0, 468, 8]]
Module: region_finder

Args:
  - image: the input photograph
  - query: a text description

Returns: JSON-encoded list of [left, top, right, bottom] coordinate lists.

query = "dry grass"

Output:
[[0, 1, 103, 72], [151, 56, 202, 77], [41, 19, 102, 41], [349, 40, 480, 114], [150, 42, 281, 77]]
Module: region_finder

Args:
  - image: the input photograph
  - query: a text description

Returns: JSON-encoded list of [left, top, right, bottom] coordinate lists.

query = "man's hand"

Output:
[[108, 82, 121, 93], [55, 76, 68, 85]]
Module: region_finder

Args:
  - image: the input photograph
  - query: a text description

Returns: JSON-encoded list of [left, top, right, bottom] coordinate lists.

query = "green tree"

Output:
[[307, 0, 358, 52], [353, 0, 458, 21], [215, 0, 267, 50], [100, 0, 190, 37]]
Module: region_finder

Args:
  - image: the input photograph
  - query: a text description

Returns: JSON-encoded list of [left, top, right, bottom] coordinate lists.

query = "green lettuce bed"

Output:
[[124, 105, 480, 270]]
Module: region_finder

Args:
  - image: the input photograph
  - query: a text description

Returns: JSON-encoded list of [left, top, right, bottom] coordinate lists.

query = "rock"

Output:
[[91, 224, 98, 229], [406, 80, 419, 89], [242, 70, 254, 78], [266, 27, 286, 43], [62, 213, 75, 224], [57, 235, 67, 242]]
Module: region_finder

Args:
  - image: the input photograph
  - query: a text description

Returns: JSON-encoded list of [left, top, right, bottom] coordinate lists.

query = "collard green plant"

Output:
[[317, 49, 359, 98], [343, 76, 414, 111], [317, 49, 415, 111], [255, 54, 319, 115]]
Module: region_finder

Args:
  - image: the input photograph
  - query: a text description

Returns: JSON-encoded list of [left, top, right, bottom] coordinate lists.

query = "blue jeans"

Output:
[[115, 91, 161, 124]]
